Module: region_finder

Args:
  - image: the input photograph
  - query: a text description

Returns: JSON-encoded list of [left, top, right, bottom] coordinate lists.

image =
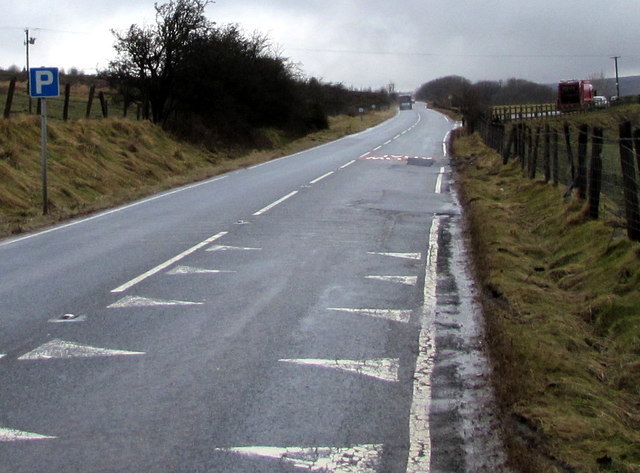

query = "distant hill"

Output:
[[614, 75, 640, 96]]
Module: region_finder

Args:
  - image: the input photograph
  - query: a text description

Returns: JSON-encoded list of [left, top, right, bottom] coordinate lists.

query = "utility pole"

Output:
[[611, 56, 620, 98], [24, 28, 36, 113]]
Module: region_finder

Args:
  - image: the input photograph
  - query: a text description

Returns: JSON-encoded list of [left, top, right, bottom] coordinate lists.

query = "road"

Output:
[[0, 105, 507, 472]]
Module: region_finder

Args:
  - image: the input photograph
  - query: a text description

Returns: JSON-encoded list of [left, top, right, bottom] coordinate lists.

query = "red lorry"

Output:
[[557, 80, 594, 112]]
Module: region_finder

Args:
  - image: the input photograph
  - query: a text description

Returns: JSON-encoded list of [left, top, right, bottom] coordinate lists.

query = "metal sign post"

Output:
[[40, 98, 48, 215], [29, 67, 59, 215]]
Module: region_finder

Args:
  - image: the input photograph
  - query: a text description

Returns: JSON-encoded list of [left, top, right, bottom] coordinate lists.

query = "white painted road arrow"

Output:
[[17, 339, 145, 360], [279, 358, 399, 382], [0, 427, 56, 441], [217, 444, 383, 472]]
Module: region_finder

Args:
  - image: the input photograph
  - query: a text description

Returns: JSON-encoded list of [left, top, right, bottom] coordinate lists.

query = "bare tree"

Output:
[[106, 0, 213, 123], [588, 71, 615, 98]]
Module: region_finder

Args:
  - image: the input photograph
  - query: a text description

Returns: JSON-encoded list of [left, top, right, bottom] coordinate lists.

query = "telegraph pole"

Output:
[[611, 56, 621, 98]]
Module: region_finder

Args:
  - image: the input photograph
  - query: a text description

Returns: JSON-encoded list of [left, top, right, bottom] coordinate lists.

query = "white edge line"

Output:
[[443, 130, 453, 157], [309, 171, 334, 184], [111, 231, 228, 293], [0, 176, 228, 249], [435, 167, 445, 194], [253, 191, 298, 216], [406, 217, 440, 473]]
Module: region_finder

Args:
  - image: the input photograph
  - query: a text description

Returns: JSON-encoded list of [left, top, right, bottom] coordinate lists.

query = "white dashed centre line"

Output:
[[111, 231, 228, 293], [340, 159, 357, 169], [253, 191, 298, 216], [309, 171, 334, 184]]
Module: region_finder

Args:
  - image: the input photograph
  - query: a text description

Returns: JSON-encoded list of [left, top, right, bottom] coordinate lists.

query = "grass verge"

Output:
[[451, 132, 640, 472], [0, 108, 394, 238]]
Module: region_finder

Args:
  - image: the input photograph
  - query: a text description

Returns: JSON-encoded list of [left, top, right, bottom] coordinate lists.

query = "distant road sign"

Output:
[[29, 67, 60, 98]]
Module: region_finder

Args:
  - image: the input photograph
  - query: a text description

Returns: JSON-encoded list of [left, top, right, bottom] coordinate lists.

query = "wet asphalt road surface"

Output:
[[0, 105, 510, 472]]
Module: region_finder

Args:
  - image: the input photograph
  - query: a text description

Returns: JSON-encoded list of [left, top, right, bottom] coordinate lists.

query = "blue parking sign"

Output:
[[30, 67, 60, 98]]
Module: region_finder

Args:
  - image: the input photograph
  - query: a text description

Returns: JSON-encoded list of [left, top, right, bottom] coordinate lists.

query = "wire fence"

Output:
[[2, 77, 140, 120], [452, 118, 640, 242]]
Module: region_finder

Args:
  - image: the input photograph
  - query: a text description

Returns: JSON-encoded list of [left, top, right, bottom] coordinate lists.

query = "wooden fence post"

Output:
[[529, 127, 540, 179], [552, 128, 559, 186], [63, 83, 71, 121], [633, 128, 640, 175], [525, 125, 533, 173], [563, 123, 575, 187], [543, 124, 551, 182], [587, 127, 604, 219], [86, 85, 95, 118], [521, 124, 529, 172], [576, 124, 589, 199], [619, 121, 640, 241], [99, 91, 108, 118], [3, 77, 16, 119], [503, 126, 516, 164]]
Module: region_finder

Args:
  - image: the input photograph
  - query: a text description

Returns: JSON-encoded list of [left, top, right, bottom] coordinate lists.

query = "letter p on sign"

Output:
[[30, 67, 60, 98]]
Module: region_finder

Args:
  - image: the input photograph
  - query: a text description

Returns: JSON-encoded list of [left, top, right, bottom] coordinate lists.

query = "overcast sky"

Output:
[[1, 0, 638, 93]]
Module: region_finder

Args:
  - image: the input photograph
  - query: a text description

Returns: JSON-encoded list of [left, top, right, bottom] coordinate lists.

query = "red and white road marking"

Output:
[[358, 153, 434, 162]]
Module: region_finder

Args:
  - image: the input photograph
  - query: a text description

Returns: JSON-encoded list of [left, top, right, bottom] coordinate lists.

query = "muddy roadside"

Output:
[[448, 131, 640, 473]]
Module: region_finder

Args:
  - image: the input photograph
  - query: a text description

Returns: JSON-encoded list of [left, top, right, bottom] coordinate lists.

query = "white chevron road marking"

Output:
[[0, 427, 56, 441], [108, 296, 204, 308], [365, 275, 418, 286], [206, 245, 261, 252], [18, 339, 145, 361], [367, 251, 422, 261], [328, 308, 412, 323], [166, 265, 235, 275], [279, 358, 399, 382], [217, 444, 383, 472]]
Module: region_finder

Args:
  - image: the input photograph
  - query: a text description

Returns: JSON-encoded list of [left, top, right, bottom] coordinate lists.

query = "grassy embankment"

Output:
[[0, 108, 395, 238], [452, 108, 640, 472]]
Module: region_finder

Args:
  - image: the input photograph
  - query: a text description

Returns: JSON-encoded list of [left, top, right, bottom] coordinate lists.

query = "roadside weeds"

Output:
[[451, 132, 640, 473], [0, 109, 394, 239]]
